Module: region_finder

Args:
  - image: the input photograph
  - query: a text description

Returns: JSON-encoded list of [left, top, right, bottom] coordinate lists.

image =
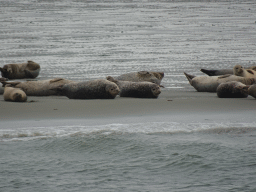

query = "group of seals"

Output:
[[0, 61, 40, 79], [1, 65, 164, 101], [185, 64, 256, 99]]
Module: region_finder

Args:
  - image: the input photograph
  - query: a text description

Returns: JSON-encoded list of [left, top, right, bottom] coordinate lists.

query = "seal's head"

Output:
[[151, 84, 161, 97], [105, 83, 120, 97], [13, 92, 27, 102], [233, 65, 244, 76]]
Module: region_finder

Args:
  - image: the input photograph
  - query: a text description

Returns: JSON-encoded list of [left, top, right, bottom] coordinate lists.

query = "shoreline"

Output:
[[1, 89, 255, 128]]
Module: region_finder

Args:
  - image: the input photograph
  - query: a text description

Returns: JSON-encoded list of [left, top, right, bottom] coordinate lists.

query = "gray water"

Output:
[[1, 0, 256, 191]]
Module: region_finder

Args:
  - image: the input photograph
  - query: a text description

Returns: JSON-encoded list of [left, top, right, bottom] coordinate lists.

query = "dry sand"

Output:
[[0, 89, 255, 128]]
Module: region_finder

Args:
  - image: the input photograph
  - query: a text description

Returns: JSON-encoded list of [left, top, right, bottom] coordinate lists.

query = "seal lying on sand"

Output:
[[216, 81, 249, 98], [115, 71, 164, 85], [107, 76, 161, 98], [184, 72, 255, 92], [53, 79, 120, 99], [248, 84, 256, 98], [0, 77, 9, 94], [0, 61, 40, 79], [233, 65, 256, 78], [3, 86, 27, 102], [1, 78, 75, 96], [201, 66, 256, 76]]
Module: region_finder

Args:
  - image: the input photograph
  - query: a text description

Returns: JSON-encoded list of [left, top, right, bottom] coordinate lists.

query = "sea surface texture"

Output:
[[1, 0, 256, 191]]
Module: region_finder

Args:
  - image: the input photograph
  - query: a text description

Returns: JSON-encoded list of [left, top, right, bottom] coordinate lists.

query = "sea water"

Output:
[[1, 0, 256, 191]]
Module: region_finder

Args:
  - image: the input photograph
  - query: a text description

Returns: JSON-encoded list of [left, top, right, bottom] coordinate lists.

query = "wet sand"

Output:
[[1, 89, 255, 128]]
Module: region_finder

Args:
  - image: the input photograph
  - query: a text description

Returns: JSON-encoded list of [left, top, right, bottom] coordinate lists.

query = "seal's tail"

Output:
[[200, 69, 218, 76], [106, 76, 118, 83], [183, 72, 195, 85]]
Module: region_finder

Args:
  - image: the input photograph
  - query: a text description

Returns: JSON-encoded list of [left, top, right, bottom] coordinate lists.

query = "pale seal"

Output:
[[248, 84, 256, 98], [1, 78, 75, 96], [3, 86, 27, 102], [201, 66, 256, 76], [115, 71, 164, 85], [233, 65, 256, 78], [184, 72, 255, 92], [216, 81, 249, 98], [107, 76, 161, 98], [54, 79, 120, 99], [0, 61, 40, 79]]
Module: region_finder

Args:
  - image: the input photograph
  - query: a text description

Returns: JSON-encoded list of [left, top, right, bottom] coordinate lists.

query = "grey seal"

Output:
[[115, 71, 164, 85], [1, 78, 75, 96], [0, 61, 40, 79], [54, 79, 120, 99], [184, 72, 255, 92], [201, 66, 256, 76], [216, 81, 249, 98], [107, 76, 161, 98], [3, 86, 27, 102]]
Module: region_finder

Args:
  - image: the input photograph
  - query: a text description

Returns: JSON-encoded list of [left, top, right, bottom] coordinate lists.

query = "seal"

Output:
[[201, 65, 256, 76], [0, 61, 40, 79], [1, 78, 75, 96], [0, 77, 9, 94], [248, 84, 256, 98], [3, 85, 27, 102], [233, 65, 256, 78], [115, 71, 164, 85], [184, 72, 255, 92], [216, 81, 249, 98], [107, 76, 161, 98], [53, 79, 120, 99]]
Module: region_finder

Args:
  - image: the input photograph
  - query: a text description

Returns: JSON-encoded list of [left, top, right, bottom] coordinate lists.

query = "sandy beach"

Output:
[[1, 89, 255, 129]]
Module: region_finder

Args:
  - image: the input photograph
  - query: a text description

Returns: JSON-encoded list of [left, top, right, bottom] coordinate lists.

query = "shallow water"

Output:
[[1, 0, 256, 191]]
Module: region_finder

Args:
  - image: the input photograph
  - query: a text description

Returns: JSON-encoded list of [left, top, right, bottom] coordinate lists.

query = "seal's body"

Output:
[[0, 61, 40, 79], [201, 66, 256, 76], [248, 84, 256, 98], [1, 78, 75, 96], [107, 76, 161, 98], [55, 79, 120, 99], [3, 86, 27, 102], [216, 81, 249, 98], [184, 72, 255, 92], [115, 71, 164, 85]]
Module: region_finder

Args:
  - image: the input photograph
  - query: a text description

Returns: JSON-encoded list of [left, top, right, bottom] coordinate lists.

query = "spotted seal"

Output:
[[233, 65, 256, 78], [3, 85, 27, 102], [1, 78, 75, 96], [248, 84, 256, 98], [184, 72, 255, 92], [216, 81, 249, 98], [201, 66, 256, 76], [53, 79, 120, 99], [0, 61, 40, 79], [107, 76, 161, 98], [115, 71, 164, 85]]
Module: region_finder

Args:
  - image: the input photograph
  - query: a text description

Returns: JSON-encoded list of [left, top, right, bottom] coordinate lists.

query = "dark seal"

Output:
[[0, 61, 40, 79], [107, 76, 161, 98], [54, 79, 120, 99], [216, 81, 249, 98]]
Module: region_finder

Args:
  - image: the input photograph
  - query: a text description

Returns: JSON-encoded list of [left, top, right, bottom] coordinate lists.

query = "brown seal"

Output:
[[3, 86, 27, 102], [107, 76, 161, 98], [233, 65, 256, 78], [115, 71, 164, 85], [248, 84, 256, 98], [184, 72, 255, 92], [216, 81, 249, 98], [53, 79, 120, 99], [1, 78, 75, 96], [0, 61, 40, 79]]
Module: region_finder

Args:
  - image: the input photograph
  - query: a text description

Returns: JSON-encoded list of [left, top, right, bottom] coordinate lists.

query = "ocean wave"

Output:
[[1, 122, 256, 142]]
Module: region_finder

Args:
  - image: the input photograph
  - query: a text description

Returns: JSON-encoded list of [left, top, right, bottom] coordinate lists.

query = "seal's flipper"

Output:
[[218, 74, 231, 79], [106, 76, 118, 83], [183, 72, 195, 85], [247, 69, 255, 75], [1, 81, 20, 87], [200, 69, 218, 76], [49, 78, 65, 83]]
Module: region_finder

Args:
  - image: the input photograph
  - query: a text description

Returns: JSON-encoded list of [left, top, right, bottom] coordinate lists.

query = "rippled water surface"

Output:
[[1, 0, 256, 191]]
